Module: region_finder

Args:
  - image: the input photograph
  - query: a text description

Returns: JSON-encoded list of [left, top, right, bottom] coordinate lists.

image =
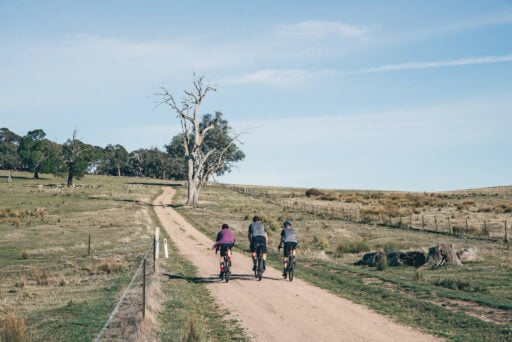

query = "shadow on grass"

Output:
[[127, 182, 183, 187]]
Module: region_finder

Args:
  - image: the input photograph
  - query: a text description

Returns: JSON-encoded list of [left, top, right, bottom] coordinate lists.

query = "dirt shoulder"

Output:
[[154, 187, 442, 342]]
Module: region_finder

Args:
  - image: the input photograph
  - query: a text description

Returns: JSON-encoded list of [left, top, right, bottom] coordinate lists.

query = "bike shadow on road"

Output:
[[163, 272, 283, 283]]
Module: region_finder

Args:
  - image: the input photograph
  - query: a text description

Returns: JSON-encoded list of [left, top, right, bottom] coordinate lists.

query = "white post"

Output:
[[163, 239, 169, 258], [155, 227, 160, 259]]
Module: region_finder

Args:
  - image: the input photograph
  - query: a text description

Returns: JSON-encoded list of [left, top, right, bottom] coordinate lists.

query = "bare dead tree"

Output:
[[158, 75, 241, 206]]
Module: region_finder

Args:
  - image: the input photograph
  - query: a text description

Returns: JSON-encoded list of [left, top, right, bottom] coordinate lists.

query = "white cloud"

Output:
[[277, 20, 366, 38], [221, 54, 512, 87], [219, 69, 337, 87], [355, 55, 512, 74]]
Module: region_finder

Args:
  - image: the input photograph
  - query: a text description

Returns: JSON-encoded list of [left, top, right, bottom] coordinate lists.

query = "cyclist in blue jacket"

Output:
[[278, 220, 298, 278]]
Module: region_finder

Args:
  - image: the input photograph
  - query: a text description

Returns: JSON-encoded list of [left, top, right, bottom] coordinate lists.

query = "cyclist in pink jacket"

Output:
[[212, 223, 236, 277]]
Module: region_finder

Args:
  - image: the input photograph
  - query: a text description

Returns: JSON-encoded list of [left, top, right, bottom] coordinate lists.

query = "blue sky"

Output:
[[1, 1, 511, 191]]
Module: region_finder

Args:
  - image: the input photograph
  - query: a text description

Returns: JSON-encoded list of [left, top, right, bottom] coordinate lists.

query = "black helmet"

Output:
[[252, 216, 260, 222], [222, 223, 229, 229], [284, 220, 292, 227]]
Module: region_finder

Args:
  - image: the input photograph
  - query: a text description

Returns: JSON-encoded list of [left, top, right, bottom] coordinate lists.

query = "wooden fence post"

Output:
[[465, 218, 469, 235], [142, 257, 146, 319], [434, 216, 438, 231], [421, 215, 425, 230], [448, 217, 452, 234], [88, 233, 91, 257], [483, 220, 488, 236], [505, 221, 508, 243]]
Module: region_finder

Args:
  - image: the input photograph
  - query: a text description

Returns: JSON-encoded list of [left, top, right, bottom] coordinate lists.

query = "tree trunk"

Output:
[[186, 159, 195, 205], [7, 170, 12, 182], [117, 162, 121, 177], [67, 162, 74, 187], [34, 169, 40, 179], [423, 243, 462, 269]]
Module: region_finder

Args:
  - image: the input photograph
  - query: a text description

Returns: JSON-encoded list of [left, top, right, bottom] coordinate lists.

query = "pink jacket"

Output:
[[212, 229, 235, 249]]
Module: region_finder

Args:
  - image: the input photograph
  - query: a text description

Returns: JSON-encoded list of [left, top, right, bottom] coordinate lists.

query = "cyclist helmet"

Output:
[[222, 223, 229, 229], [284, 220, 292, 227], [252, 216, 260, 222]]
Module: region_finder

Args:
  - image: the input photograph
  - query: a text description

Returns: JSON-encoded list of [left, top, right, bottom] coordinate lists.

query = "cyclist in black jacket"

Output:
[[248, 216, 268, 272]]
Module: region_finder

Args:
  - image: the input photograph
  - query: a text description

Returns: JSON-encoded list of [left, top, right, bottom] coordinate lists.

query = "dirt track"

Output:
[[154, 188, 441, 341]]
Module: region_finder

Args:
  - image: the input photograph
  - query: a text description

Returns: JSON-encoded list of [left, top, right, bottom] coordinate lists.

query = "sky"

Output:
[[1, 1, 511, 192]]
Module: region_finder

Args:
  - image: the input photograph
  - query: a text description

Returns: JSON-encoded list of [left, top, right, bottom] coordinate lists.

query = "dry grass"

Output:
[[2, 315, 26, 342], [0, 172, 165, 340], [32, 266, 49, 286], [96, 259, 127, 275]]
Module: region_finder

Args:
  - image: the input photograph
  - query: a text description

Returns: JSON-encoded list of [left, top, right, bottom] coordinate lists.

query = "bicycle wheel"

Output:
[[224, 256, 230, 283], [288, 257, 295, 281]]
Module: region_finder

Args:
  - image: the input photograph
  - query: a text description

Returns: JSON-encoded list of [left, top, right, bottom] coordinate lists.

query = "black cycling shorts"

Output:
[[283, 242, 297, 257], [250, 236, 267, 253], [218, 243, 234, 257]]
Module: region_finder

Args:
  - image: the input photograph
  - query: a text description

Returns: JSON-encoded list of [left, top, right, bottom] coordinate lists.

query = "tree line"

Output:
[[0, 110, 243, 188]]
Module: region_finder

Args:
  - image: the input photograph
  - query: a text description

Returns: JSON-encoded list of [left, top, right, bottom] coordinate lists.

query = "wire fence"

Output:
[[94, 230, 160, 341], [226, 185, 510, 243]]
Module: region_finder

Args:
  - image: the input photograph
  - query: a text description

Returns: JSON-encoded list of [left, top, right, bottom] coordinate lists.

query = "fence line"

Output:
[[226, 185, 510, 242], [94, 241, 154, 341]]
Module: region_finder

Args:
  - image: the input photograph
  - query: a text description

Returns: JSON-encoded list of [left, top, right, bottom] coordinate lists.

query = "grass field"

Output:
[[2, 172, 511, 341], [171, 183, 512, 341], [0, 172, 246, 341]]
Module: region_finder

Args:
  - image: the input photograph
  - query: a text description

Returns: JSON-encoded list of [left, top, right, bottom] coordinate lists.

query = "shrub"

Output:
[[305, 188, 324, 197], [313, 236, 329, 250], [335, 240, 370, 256], [376, 253, 388, 271], [259, 214, 279, 232], [20, 250, 29, 260], [414, 269, 423, 282], [2, 316, 26, 342], [97, 260, 126, 274], [382, 242, 401, 253], [15, 277, 26, 289], [32, 266, 49, 285]]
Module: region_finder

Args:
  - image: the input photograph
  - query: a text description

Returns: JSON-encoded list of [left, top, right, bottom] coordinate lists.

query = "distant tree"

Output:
[[0, 128, 21, 172], [62, 130, 91, 187], [164, 134, 189, 180], [87, 146, 106, 175], [198, 112, 245, 186], [99, 144, 130, 176], [18, 129, 63, 178], [128, 148, 171, 179], [159, 75, 244, 206], [38, 139, 65, 176], [18, 129, 46, 178]]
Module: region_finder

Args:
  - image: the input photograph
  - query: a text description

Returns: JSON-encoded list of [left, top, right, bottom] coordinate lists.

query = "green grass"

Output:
[[171, 183, 512, 341]]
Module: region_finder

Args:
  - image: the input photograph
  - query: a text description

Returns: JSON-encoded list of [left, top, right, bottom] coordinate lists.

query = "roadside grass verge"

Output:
[[171, 183, 512, 341]]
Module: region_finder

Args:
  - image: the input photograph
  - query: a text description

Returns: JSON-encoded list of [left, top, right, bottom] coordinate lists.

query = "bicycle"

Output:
[[220, 251, 231, 283], [254, 244, 264, 281]]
